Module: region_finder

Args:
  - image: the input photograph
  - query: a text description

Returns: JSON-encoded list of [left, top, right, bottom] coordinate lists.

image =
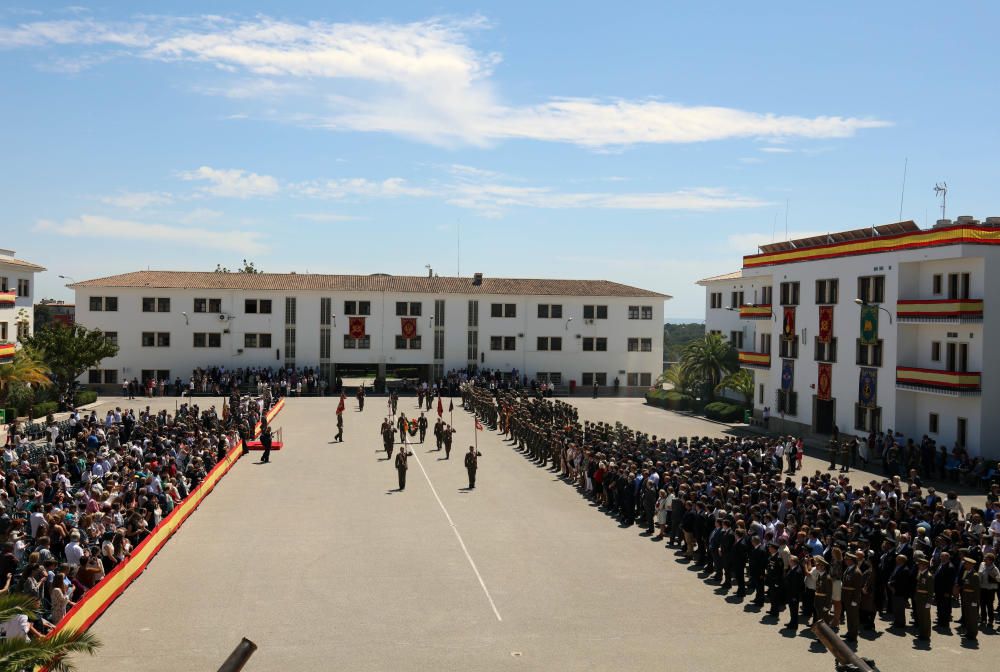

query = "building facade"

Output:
[[701, 218, 1000, 459], [0, 249, 44, 362], [71, 270, 667, 391]]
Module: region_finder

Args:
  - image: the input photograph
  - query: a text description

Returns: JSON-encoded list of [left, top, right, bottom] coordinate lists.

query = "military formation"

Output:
[[462, 382, 1000, 649]]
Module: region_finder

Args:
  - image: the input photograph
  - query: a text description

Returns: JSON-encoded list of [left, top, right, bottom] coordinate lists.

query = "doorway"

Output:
[[814, 397, 836, 434]]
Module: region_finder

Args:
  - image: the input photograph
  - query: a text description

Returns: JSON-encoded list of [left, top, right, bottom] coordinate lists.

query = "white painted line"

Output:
[[411, 449, 503, 622]]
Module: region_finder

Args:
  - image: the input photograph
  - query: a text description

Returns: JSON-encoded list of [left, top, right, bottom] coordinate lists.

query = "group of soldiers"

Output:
[[461, 382, 998, 647]]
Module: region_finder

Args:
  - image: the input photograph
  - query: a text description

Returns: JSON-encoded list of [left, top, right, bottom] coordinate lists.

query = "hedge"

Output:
[[704, 401, 746, 423], [645, 389, 696, 411], [32, 401, 60, 419], [75, 390, 98, 406]]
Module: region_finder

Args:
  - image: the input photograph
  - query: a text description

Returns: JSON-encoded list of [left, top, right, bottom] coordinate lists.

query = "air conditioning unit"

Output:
[[218, 314, 228, 322], [237, 348, 244, 354]]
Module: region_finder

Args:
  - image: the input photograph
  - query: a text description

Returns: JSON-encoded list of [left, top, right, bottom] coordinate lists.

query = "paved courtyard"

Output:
[[74, 396, 991, 671]]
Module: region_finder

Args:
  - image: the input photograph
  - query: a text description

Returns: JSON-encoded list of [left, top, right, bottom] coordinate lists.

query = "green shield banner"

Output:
[[860, 304, 879, 345]]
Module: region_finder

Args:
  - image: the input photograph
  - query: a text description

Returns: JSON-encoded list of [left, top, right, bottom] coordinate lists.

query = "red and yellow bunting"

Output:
[[0, 291, 15, 305], [744, 224, 1000, 268], [0, 342, 15, 363], [896, 366, 981, 390], [48, 398, 285, 642], [739, 304, 772, 319], [738, 351, 771, 368], [897, 299, 983, 319]]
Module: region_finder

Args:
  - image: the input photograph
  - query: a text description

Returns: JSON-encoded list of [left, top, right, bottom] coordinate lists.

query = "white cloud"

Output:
[[99, 190, 173, 209], [759, 146, 795, 154], [294, 177, 432, 199], [179, 166, 279, 198], [35, 214, 267, 254], [295, 212, 363, 222], [1, 14, 892, 148]]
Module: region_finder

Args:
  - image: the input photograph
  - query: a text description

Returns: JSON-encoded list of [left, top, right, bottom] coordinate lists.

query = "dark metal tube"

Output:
[[217, 637, 258, 672], [810, 622, 874, 672]]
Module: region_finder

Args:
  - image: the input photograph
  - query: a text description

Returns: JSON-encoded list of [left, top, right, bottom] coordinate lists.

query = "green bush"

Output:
[[3, 408, 16, 423], [75, 390, 98, 405], [645, 389, 695, 411], [704, 401, 745, 422], [32, 401, 59, 419]]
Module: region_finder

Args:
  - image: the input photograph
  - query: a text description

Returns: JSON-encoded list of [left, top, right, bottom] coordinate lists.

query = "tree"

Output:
[[20, 324, 118, 393], [0, 346, 52, 402], [680, 333, 735, 402], [214, 259, 260, 274], [715, 368, 754, 406], [657, 363, 697, 397], [0, 594, 101, 672]]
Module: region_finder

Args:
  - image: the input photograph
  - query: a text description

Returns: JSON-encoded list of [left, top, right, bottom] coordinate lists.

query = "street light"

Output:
[[854, 298, 893, 324], [565, 317, 573, 331], [58, 275, 75, 284]]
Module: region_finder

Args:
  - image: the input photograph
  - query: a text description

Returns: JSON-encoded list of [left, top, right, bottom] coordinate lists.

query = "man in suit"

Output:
[[465, 446, 482, 489], [749, 535, 768, 605], [934, 550, 957, 629], [888, 554, 913, 630], [913, 553, 933, 642], [783, 555, 805, 630], [395, 445, 413, 490], [766, 542, 786, 618]]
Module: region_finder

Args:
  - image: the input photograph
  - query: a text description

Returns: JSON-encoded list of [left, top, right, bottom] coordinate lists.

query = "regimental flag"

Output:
[[336, 393, 346, 415], [448, 399, 454, 413], [349, 316, 366, 339], [781, 359, 794, 391], [782, 306, 796, 341], [860, 304, 878, 346], [475, 418, 484, 431], [859, 368, 877, 408], [401, 317, 417, 340], [818, 305, 833, 344], [437, 395, 444, 418], [817, 363, 832, 401]]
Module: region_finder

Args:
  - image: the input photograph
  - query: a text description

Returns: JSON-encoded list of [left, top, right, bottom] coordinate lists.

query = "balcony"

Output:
[[896, 298, 983, 323], [739, 304, 773, 320], [738, 350, 771, 369], [0, 342, 14, 363], [896, 366, 981, 396], [0, 291, 16, 306]]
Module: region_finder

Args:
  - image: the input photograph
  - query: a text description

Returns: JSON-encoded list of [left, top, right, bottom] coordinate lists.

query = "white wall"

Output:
[[0, 262, 38, 343]]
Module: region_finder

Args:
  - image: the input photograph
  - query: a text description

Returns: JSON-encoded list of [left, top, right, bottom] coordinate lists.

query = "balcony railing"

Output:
[[896, 366, 981, 396], [738, 350, 771, 369], [0, 342, 15, 363], [896, 298, 983, 323], [739, 304, 773, 320], [0, 291, 16, 306]]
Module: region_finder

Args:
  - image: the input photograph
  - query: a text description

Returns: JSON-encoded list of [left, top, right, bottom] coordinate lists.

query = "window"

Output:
[[640, 373, 652, 387], [343, 300, 371, 316], [104, 296, 117, 311], [536, 336, 562, 351], [490, 336, 503, 351], [142, 332, 155, 347], [320, 328, 331, 359], [244, 299, 272, 314], [582, 372, 593, 386], [856, 339, 883, 367], [814, 337, 837, 363], [343, 334, 370, 349], [760, 333, 772, 355], [193, 333, 206, 348], [285, 327, 296, 360], [947, 273, 971, 300], [434, 300, 445, 327], [730, 291, 745, 308], [398, 301, 422, 316], [929, 413, 939, 434], [628, 305, 640, 319], [89, 296, 103, 312], [931, 341, 941, 362], [193, 333, 222, 348], [627, 338, 639, 352], [760, 286, 773, 305], [641, 306, 653, 320], [777, 390, 798, 415], [504, 336, 516, 351], [815, 279, 839, 304], [779, 338, 799, 359], [729, 331, 744, 349], [932, 274, 942, 295], [857, 275, 885, 304], [641, 338, 653, 352], [156, 298, 169, 312], [194, 298, 207, 313], [538, 304, 564, 319], [709, 292, 723, 309], [245, 299, 257, 314], [490, 303, 516, 318], [582, 373, 607, 386], [285, 297, 297, 325], [0, 277, 6, 292], [539, 304, 550, 318], [395, 335, 422, 349], [157, 332, 170, 347], [321, 298, 332, 326], [582, 337, 608, 352], [142, 297, 155, 312], [141, 332, 169, 347], [16, 279, 29, 298], [583, 304, 608, 320], [103, 369, 117, 385], [245, 333, 271, 348], [88, 369, 101, 384], [627, 372, 639, 386], [759, 383, 765, 404], [467, 330, 478, 360], [209, 298, 222, 313], [1, 322, 8, 341], [957, 417, 967, 448], [434, 330, 444, 359], [195, 298, 221, 313], [260, 300, 272, 314], [396, 302, 408, 316], [854, 405, 882, 432], [468, 300, 479, 327], [345, 300, 356, 316], [779, 282, 800, 306]]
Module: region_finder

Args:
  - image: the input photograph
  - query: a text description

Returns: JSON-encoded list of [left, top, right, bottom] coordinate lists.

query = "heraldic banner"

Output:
[[818, 305, 833, 344], [858, 368, 877, 407], [401, 317, 417, 339], [781, 359, 794, 391], [349, 316, 366, 339], [817, 363, 832, 400], [782, 306, 796, 341], [860, 304, 878, 346]]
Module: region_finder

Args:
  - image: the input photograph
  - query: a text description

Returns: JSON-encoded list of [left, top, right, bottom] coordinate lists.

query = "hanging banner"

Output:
[[782, 306, 796, 341], [781, 359, 794, 391], [818, 305, 833, 344], [401, 317, 417, 340], [859, 368, 877, 407], [349, 316, 366, 339], [817, 363, 832, 400], [860, 304, 878, 346]]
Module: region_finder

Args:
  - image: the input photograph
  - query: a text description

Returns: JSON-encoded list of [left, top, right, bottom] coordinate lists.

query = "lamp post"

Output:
[[854, 298, 893, 324], [58, 274, 75, 284], [565, 317, 573, 331]]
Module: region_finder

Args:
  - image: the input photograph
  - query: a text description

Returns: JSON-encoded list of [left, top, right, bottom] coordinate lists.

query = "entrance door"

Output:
[[814, 397, 835, 434]]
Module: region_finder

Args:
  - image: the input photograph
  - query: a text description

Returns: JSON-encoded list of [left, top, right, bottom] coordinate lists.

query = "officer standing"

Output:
[[812, 556, 833, 626], [913, 552, 933, 642], [335, 412, 344, 442], [357, 385, 365, 411], [381, 419, 395, 459], [443, 424, 455, 459], [841, 552, 862, 642], [959, 556, 981, 641], [395, 445, 413, 490], [418, 413, 428, 443], [465, 446, 482, 489], [259, 421, 273, 464]]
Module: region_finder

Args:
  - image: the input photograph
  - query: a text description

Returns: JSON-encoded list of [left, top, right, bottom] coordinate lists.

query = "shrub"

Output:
[[704, 402, 745, 423], [645, 389, 695, 411], [75, 390, 98, 406], [32, 401, 59, 418]]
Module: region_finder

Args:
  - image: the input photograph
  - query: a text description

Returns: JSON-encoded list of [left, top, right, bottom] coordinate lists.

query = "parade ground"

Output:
[[75, 396, 990, 672]]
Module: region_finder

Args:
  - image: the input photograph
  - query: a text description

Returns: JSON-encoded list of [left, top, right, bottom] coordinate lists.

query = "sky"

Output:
[[2, 2, 999, 319]]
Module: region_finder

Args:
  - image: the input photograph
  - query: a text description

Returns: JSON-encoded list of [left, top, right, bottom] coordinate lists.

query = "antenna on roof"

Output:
[[784, 199, 789, 240], [934, 182, 948, 220], [897, 157, 908, 223], [457, 221, 461, 276]]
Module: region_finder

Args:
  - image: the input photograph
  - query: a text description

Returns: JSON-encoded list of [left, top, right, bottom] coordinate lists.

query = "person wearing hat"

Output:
[[841, 551, 863, 642], [959, 556, 981, 641], [858, 550, 877, 631], [811, 555, 834, 627], [913, 552, 933, 641]]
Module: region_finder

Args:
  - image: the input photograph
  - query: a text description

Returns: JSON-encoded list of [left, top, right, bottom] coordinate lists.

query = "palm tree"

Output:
[[0, 594, 101, 672], [715, 368, 754, 406], [680, 333, 735, 402], [0, 347, 53, 401], [657, 363, 697, 397]]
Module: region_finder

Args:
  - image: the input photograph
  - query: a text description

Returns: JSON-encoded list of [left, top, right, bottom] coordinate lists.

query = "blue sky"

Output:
[[2, 2, 998, 318]]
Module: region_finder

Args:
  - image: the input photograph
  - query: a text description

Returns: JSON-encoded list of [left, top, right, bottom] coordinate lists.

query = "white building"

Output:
[[71, 270, 668, 392], [0, 248, 45, 361], [701, 217, 1000, 459]]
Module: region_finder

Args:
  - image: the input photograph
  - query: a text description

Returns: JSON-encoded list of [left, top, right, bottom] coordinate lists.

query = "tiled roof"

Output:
[[70, 270, 669, 298], [695, 270, 742, 285], [0, 254, 46, 272]]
